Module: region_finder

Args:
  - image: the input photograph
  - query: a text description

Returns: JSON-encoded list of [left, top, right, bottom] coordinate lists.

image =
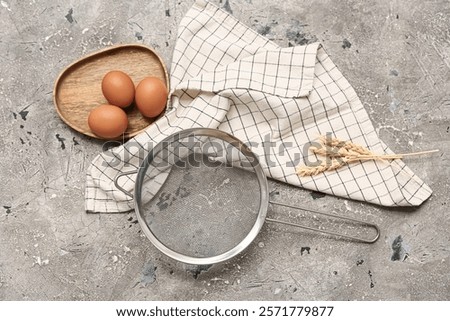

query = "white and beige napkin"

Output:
[[85, 0, 432, 213]]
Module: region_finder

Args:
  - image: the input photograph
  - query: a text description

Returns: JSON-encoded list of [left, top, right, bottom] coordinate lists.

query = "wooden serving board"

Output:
[[53, 44, 169, 140]]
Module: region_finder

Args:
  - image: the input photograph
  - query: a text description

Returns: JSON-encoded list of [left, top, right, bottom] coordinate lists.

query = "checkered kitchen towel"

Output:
[[85, 0, 432, 213]]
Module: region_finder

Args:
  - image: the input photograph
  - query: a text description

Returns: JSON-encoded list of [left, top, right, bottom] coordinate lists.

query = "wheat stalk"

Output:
[[297, 136, 438, 177]]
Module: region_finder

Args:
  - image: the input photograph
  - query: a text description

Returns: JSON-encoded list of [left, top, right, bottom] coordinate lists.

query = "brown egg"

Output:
[[135, 77, 168, 118], [101, 71, 135, 108], [88, 104, 128, 139]]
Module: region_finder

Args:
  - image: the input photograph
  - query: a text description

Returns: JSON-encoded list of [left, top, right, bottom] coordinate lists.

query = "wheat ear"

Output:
[[296, 158, 345, 176], [319, 136, 372, 155], [297, 136, 439, 177]]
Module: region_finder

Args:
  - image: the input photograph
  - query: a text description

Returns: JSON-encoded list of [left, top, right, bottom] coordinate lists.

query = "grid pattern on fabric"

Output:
[[85, 0, 432, 213]]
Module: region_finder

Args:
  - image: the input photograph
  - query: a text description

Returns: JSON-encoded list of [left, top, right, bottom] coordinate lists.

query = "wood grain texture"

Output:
[[53, 44, 169, 140]]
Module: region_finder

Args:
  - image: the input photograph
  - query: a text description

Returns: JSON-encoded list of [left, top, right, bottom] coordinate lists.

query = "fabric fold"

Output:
[[173, 44, 320, 98]]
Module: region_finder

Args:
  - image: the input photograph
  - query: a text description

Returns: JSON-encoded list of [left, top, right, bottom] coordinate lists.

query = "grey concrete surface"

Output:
[[0, 0, 449, 300]]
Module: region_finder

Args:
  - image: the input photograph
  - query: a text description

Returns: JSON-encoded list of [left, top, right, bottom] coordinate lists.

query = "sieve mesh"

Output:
[[138, 135, 262, 258]]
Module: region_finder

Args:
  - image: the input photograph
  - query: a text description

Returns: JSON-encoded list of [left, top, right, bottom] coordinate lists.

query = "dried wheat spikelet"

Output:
[[297, 158, 345, 176], [319, 135, 372, 155], [297, 136, 438, 177]]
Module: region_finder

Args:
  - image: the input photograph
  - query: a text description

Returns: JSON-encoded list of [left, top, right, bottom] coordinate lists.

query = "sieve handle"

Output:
[[114, 170, 138, 198], [267, 201, 380, 243]]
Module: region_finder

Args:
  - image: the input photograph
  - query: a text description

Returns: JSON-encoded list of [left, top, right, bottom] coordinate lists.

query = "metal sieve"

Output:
[[115, 128, 380, 265]]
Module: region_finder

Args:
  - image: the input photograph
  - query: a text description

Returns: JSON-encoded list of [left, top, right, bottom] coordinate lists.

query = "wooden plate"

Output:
[[53, 44, 169, 140]]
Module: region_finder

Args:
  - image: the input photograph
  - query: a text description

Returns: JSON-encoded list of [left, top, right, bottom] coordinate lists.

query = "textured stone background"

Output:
[[0, 0, 449, 300]]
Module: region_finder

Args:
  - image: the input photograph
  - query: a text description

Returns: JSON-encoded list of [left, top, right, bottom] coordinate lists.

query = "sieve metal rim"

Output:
[[134, 128, 269, 265]]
